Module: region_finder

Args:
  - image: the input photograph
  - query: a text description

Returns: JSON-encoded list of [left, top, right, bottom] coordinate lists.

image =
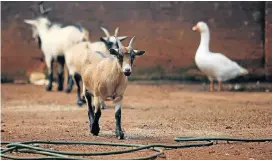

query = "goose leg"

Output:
[[210, 80, 214, 92], [218, 81, 223, 92]]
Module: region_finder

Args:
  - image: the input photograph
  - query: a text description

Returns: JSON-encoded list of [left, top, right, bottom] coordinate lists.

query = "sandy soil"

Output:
[[1, 83, 272, 160]]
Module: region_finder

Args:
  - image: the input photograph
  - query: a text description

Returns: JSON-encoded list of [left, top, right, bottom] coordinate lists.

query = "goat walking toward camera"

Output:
[[81, 37, 145, 139], [65, 27, 127, 106]]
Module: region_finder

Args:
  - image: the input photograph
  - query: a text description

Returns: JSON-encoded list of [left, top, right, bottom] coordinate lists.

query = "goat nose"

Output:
[[125, 68, 131, 72]]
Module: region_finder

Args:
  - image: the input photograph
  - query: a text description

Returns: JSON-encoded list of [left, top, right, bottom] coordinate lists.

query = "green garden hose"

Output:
[[1, 137, 272, 160]]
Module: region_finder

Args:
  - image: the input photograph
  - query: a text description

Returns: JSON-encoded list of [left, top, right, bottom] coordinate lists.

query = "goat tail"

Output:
[[82, 28, 90, 41]]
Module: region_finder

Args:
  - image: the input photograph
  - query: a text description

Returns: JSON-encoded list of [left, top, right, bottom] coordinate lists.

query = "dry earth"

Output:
[[1, 83, 272, 159]]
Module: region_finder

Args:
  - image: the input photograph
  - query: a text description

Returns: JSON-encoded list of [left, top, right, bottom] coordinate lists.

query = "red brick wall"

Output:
[[265, 2, 272, 81], [1, 2, 267, 81]]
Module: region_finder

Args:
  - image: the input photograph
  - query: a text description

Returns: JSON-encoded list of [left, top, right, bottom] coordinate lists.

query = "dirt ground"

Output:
[[1, 83, 272, 160]]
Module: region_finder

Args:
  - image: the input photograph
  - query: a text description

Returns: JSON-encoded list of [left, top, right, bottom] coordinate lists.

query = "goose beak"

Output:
[[192, 25, 199, 31]]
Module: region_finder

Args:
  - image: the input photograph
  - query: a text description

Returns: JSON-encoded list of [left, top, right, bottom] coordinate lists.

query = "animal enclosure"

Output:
[[1, 1, 272, 160], [1, 1, 272, 82]]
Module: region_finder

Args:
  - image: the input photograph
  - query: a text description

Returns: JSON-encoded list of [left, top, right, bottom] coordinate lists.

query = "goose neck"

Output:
[[198, 30, 210, 52]]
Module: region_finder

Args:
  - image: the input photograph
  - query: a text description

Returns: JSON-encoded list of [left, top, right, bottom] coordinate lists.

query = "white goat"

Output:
[[24, 2, 89, 91], [81, 37, 145, 139], [99, 27, 127, 50], [65, 27, 127, 107]]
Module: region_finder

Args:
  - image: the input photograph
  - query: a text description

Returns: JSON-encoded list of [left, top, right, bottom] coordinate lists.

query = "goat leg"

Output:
[[85, 91, 96, 135], [74, 73, 84, 106], [46, 58, 54, 91], [57, 56, 65, 91], [91, 97, 101, 136], [65, 75, 74, 93], [92, 109, 101, 136], [115, 101, 124, 139]]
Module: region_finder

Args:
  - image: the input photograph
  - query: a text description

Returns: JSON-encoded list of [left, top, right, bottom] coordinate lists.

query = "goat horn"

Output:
[[43, 8, 52, 14], [100, 27, 110, 38], [39, 1, 51, 15], [114, 27, 119, 37], [128, 36, 135, 49], [39, 1, 45, 14]]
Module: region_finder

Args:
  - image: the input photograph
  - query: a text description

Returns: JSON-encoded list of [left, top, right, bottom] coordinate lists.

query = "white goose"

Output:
[[192, 21, 248, 91]]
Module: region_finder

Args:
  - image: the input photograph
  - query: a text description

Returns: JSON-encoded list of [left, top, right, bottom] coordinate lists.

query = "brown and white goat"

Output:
[[64, 27, 127, 106], [81, 37, 145, 139]]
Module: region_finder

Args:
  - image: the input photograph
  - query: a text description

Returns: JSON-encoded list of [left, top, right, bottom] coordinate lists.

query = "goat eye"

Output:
[[108, 42, 113, 47], [131, 55, 135, 63]]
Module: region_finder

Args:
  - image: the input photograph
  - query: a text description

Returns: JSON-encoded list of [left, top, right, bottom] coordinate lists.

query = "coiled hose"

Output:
[[1, 137, 272, 160]]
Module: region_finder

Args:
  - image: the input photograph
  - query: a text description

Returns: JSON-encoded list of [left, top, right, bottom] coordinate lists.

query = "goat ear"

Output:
[[24, 19, 37, 26], [100, 37, 107, 43], [109, 48, 119, 56], [118, 36, 127, 42], [134, 50, 145, 56]]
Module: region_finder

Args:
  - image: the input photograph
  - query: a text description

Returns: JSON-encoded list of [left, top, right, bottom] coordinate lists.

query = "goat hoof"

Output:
[[57, 86, 63, 91], [81, 97, 86, 103], [91, 125, 100, 136], [46, 85, 52, 91], [116, 130, 124, 139], [65, 88, 72, 93], [77, 100, 84, 107]]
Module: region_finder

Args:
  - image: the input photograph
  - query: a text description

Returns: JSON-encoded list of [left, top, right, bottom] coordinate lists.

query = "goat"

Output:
[[81, 37, 145, 139], [24, 2, 89, 91], [99, 27, 127, 50], [64, 27, 127, 107]]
